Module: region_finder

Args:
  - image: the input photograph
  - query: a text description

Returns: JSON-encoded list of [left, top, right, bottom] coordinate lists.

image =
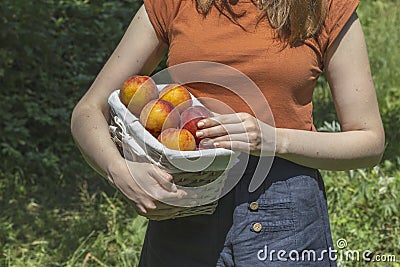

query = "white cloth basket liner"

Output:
[[108, 85, 240, 174]]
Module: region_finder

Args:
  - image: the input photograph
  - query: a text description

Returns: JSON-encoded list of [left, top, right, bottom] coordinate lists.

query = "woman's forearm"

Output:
[[71, 103, 124, 180], [274, 127, 385, 170]]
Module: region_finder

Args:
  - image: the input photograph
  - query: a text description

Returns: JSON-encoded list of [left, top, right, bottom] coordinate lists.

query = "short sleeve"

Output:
[[319, 0, 360, 56], [143, 0, 180, 44]]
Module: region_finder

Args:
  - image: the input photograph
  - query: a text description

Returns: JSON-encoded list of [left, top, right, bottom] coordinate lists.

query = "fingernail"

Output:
[[196, 131, 204, 138], [171, 183, 177, 192], [197, 121, 204, 128]]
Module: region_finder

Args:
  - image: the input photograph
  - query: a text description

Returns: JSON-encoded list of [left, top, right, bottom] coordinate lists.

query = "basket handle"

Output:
[[109, 116, 144, 157], [113, 116, 128, 138]]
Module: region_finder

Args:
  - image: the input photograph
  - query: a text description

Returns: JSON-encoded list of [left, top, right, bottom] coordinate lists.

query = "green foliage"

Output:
[[323, 162, 400, 266], [0, 0, 142, 184], [2, 185, 147, 266], [0, 0, 399, 266], [0, 0, 144, 265], [358, 0, 400, 161]]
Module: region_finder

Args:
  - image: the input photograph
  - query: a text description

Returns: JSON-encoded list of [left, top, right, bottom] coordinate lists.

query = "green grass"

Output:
[[324, 163, 400, 267], [1, 181, 148, 267], [1, 167, 399, 266]]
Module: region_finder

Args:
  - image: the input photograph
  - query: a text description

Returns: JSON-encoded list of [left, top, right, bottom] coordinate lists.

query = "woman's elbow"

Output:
[[70, 100, 110, 137], [365, 129, 386, 167], [70, 102, 84, 139], [70, 99, 91, 138]]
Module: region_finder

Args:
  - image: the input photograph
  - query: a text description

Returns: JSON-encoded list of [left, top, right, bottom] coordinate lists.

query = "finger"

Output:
[[141, 199, 157, 210], [148, 165, 178, 192], [151, 201, 178, 210], [213, 140, 251, 152], [203, 133, 253, 144], [197, 113, 244, 128], [147, 186, 188, 203], [123, 191, 157, 212], [145, 199, 185, 211], [124, 196, 152, 216], [115, 177, 182, 214], [196, 123, 247, 139], [134, 204, 147, 215], [126, 188, 185, 214]]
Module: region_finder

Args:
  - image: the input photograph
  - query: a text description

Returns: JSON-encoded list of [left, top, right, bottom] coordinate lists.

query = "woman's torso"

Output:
[[156, 0, 324, 130]]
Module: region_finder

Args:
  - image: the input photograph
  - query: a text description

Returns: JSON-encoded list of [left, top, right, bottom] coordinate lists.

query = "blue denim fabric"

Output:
[[139, 156, 337, 267]]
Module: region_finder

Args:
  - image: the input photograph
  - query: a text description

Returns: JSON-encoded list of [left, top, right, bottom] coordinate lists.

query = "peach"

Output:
[[180, 106, 213, 145], [119, 75, 158, 116], [159, 84, 192, 113], [139, 99, 180, 137], [158, 128, 196, 151]]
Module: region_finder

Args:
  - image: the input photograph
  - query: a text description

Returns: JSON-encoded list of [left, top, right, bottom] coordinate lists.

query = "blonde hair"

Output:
[[195, 0, 328, 45]]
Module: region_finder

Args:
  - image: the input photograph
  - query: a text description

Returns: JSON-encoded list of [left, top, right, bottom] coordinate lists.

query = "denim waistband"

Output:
[[227, 155, 321, 193]]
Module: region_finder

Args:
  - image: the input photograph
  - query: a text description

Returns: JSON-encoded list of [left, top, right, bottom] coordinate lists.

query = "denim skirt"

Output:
[[138, 156, 337, 267]]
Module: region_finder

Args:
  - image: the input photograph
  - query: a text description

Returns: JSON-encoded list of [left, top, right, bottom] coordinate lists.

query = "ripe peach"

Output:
[[159, 84, 192, 113], [158, 128, 196, 151], [119, 75, 158, 116], [180, 106, 213, 145], [139, 99, 180, 137]]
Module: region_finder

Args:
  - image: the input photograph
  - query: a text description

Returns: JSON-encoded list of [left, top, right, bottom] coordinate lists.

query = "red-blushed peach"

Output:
[[158, 128, 196, 151], [180, 106, 213, 145], [159, 84, 192, 113], [119, 75, 158, 116], [139, 100, 180, 137]]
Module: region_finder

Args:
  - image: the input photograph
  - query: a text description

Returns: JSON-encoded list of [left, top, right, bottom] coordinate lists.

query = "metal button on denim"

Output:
[[252, 222, 262, 233], [249, 202, 259, 211]]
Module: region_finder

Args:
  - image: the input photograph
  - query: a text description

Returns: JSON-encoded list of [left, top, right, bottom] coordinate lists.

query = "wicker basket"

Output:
[[108, 86, 240, 220]]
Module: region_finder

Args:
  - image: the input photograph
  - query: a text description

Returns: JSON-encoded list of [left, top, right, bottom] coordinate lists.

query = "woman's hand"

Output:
[[196, 112, 276, 156], [108, 159, 187, 221]]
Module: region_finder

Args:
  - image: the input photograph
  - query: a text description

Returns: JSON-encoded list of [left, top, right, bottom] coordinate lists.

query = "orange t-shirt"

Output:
[[143, 0, 359, 131]]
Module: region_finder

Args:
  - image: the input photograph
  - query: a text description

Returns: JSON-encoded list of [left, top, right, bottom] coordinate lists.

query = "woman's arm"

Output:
[[275, 12, 385, 170], [71, 6, 185, 218], [71, 5, 166, 176], [197, 13, 385, 170]]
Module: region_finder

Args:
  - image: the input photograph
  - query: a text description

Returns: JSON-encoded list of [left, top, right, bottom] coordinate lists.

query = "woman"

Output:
[[71, 0, 385, 266]]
